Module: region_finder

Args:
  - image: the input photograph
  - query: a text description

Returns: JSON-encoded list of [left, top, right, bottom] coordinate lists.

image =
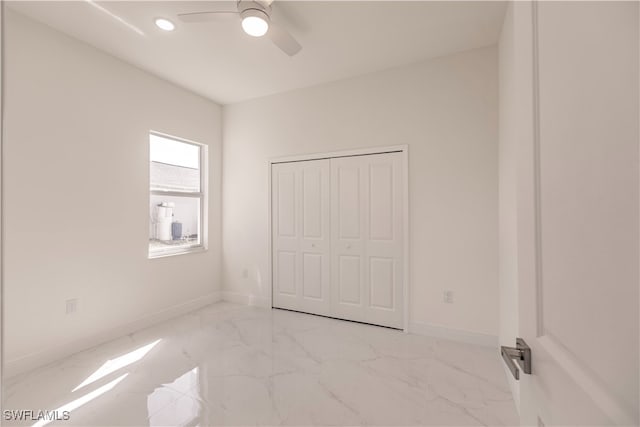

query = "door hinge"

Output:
[[500, 337, 532, 380]]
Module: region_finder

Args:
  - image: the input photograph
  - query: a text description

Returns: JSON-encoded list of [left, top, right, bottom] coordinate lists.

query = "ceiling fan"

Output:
[[177, 0, 302, 56]]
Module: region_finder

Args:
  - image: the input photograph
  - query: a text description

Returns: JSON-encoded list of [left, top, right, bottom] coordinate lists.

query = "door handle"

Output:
[[500, 338, 531, 380], [346, 244, 351, 249]]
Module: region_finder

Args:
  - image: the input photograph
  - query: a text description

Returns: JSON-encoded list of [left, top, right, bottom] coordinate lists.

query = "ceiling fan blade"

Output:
[[178, 11, 238, 23], [268, 23, 301, 56]]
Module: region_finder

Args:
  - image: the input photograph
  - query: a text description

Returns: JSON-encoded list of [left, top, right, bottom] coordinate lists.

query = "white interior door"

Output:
[[514, 2, 639, 425], [272, 159, 331, 316], [330, 153, 404, 329]]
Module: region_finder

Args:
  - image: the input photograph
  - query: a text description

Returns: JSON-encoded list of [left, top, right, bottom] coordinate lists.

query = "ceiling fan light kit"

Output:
[[240, 8, 270, 37], [154, 18, 175, 32]]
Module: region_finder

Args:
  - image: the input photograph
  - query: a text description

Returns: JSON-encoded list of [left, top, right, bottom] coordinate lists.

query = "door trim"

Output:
[[267, 145, 410, 332]]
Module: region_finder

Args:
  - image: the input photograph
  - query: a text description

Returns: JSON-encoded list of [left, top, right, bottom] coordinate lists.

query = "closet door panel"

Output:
[[338, 255, 362, 304], [330, 153, 403, 328], [302, 167, 323, 238], [331, 157, 368, 323], [277, 251, 297, 296], [369, 257, 395, 310], [299, 161, 331, 313], [369, 163, 394, 241], [277, 170, 296, 237], [272, 163, 300, 310], [364, 153, 403, 328], [337, 166, 361, 239], [302, 253, 323, 299], [272, 160, 331, 316]]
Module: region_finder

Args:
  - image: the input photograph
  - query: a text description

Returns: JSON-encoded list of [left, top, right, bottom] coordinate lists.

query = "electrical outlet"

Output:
[[66, 298, 78, 314], [443, 291, 454, 304], [242, 268, 249, 279]]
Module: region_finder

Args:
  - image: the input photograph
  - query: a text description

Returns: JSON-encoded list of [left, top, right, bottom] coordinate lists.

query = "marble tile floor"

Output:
[[3, 302, 519, 426]]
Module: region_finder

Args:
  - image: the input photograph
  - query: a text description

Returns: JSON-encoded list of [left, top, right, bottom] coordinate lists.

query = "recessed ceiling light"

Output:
[[155, 18, 175, 32], [240, 9, 269, 37]]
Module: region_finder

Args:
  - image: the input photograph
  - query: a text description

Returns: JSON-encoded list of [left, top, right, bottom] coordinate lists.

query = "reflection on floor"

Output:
[[3, 303, 519, 426]]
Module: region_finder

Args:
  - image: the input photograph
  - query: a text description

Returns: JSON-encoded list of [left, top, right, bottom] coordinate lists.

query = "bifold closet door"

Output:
[[272, 159, 331, 316], [330, 153, 404, 329]]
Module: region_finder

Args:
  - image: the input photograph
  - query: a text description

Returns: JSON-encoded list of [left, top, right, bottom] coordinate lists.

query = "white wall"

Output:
[[4, 11, 222, 375], [498, 1, 521, 409], [222, 46, 499, 338]]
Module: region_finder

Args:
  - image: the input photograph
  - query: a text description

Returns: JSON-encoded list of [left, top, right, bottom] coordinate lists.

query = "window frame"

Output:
[[148, 130, 208, 259]]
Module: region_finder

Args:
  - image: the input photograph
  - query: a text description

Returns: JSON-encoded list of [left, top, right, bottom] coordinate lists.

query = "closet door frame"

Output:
[[268, 145, 410, 332]]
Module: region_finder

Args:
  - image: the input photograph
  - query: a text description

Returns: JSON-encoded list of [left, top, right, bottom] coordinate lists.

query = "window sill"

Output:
[[148, 245, 206, 259]]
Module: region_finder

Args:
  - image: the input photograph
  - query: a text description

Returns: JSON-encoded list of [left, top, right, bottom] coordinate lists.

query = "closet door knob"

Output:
[[311, 243, 316, 248], [346, 244, 352, 249]]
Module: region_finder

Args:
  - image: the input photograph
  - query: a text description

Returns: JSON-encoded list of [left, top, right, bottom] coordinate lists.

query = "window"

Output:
[[149, 132, 206, 258]]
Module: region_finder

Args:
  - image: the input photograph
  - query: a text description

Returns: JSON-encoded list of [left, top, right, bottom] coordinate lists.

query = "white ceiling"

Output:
[[8, 1, 507, 105]]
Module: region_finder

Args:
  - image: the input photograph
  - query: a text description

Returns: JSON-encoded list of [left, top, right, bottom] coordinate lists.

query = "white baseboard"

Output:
[[409, 320, 498, 348], [222, 290, 270, 308], [220, 292, 496, 348], [5, 291, 222, 379]]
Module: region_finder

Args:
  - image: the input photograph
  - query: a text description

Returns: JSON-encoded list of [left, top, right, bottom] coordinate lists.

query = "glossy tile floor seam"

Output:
[[3, 302, 519, 426]]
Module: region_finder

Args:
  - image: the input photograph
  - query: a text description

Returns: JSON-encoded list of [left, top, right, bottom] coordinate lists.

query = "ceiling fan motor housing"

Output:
[[239, 0, 272, 21]]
